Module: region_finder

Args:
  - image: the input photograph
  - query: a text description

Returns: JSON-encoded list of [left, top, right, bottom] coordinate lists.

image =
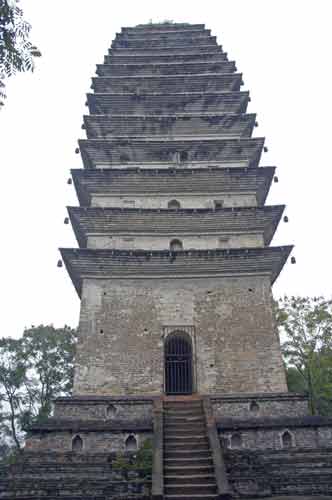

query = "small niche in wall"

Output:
[[170, 239, 183, 251], [230, 433, 242, 449], [72, 435, 83, 453], [281, 430, 294, 449], [168, 199, 181, 209], [180, 151, 188, 162], [218, 237, 229, 248], [123, 200, 135, 207], [249, 401, 260, 413], [214, 200, 224, 209], [106, 404, 117, 419], [120, 153, 130, 163], [125, 434, 138, 451]]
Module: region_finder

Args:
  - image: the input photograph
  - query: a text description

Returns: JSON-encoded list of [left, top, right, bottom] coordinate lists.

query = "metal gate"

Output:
[[165, 333, 193, 395]]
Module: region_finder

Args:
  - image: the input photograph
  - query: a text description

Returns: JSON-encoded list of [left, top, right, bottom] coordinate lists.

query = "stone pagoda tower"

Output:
[[63, 23, 291, 398], [3, 22, 332, 500]]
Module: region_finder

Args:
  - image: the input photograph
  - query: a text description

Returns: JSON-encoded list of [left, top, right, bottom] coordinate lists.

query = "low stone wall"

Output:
[[217, 415, 332, 451], [2, 451, 151, 499], [224, 448, 332, 498], [26, 429, 153, 453], [54, 396, 154, 421], [211, 392, 308, 419]]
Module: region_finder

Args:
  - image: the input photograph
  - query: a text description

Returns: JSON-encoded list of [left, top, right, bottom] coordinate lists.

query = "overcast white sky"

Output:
[[1, 0, 331, 339]]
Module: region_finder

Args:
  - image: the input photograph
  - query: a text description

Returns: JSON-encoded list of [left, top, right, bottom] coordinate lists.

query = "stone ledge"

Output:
[[60, 245, 292, 297], [5, 450, 142, 464], [68, 204, 283, 248], [210, 392, 308, 403], [217, 415, 332, 430], [78, 136, 264, 170], [26, 418, 153, 432], [56, 395, 157, 404]]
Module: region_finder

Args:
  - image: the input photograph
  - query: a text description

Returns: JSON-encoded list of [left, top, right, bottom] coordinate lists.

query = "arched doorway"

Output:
[[170, 239, 183, 251], [165, 332, 193, 394], [168, 199, 181, 209]]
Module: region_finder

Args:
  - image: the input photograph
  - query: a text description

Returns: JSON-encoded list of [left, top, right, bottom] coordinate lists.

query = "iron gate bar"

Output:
[[165, 332, 193, 394]]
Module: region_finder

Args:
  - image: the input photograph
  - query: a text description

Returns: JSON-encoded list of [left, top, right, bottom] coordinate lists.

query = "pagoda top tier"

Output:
[[121, 23, 206, 33]]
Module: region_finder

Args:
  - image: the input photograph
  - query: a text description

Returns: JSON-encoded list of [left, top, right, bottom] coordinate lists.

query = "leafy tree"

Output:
[[0, 337, 29, 450], [0, 325, 76, 452], [0, 0, 41, 105], [22, 325, 76, 422], [277, 296, 332, 415], [285, 366, 306, 394]]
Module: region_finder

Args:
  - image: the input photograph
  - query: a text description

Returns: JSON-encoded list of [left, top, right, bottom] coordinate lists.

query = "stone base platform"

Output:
[[0, 451, 151, 499], [225, 448, 332, 498], [1, 393, 332, 499], [24, 392, 312, 455]]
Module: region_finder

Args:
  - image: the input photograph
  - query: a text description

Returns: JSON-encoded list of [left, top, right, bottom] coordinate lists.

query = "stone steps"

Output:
[[165, 473, 216, 484], [164, 449, 212, 458], [164, 416, 205, 423], [165, 459, 214, 469], [162, 399, 218, 499], [164, 496, 217, 500], [164, 424, 206, 432], [0, 497, 108, 500], [164, 465, 215, 476], [225, 448, 332, 497], [164, 483, 217, 495], [0, 481, 149, 498], [0, 458, 150, 499], [164, 436, 209, 446]]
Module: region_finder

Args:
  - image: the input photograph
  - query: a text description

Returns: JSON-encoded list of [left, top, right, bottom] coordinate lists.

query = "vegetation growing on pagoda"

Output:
[[112, 438, 153, 479]]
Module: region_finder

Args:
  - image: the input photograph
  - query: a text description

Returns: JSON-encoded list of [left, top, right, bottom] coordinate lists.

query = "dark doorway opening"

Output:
[[165, 332, 193, 395]]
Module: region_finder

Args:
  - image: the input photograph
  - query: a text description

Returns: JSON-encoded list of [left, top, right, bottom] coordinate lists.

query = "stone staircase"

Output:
[[225, 448, 332, 498], [0, 452, 151, 499], [163, 398, 219, 500]]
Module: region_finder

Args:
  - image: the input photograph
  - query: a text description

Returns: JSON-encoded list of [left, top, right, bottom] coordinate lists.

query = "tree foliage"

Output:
[[0, 0, 41, 105], [0, 325, 76, 453], [112, 438, 153, 479], [277, 296, 332, 415]]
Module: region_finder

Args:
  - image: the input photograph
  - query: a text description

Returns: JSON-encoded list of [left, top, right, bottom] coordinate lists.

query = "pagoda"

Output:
[[2, 22, 332, 500]]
